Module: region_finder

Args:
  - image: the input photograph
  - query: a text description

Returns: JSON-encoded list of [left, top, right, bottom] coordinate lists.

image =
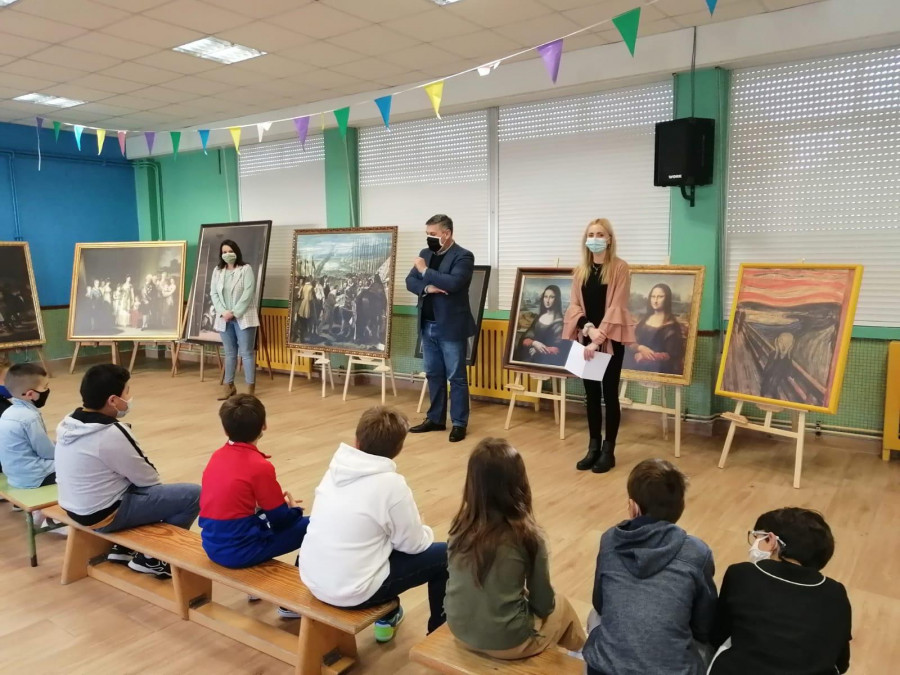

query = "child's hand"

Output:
[[283, 491, 302, 508]]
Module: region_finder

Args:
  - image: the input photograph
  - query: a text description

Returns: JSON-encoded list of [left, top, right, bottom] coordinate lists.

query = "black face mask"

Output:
[[426, 235, 443, 252], [33, 388, 50, 409]]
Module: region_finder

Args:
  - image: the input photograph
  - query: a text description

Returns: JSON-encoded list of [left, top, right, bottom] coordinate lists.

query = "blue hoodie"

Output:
[[583, 516, 717, 675]]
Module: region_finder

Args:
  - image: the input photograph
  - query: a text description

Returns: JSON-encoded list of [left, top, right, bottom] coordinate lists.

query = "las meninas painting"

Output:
[[716, 264, 863, 414]]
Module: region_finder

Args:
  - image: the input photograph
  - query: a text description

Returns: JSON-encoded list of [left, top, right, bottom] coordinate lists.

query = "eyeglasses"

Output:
[[747, 530, 786, 549]]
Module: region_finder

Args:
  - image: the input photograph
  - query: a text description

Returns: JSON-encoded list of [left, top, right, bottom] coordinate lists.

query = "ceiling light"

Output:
[[0, 0, 22, 7], [14, 93, 85, 108], [430, 0, 465, 5], [173, 37, 265, 65]]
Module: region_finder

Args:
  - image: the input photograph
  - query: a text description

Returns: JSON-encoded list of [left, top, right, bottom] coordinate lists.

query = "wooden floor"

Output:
[[1, 361, 897, 674]]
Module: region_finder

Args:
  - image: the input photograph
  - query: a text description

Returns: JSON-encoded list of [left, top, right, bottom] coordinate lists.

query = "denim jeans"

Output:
[[354, 542, 449, 634], [422, 321, 469, 428], [220, 516, 310, 569], [220, 320, 256, 385], [97, 483, 201, 533]]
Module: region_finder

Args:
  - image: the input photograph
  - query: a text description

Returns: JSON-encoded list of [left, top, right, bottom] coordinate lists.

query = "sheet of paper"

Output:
[[564, 340, 612, 381]]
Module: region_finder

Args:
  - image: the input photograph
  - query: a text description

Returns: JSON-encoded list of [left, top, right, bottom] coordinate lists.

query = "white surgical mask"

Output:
[[748, 538, 772, 564], [116, 397, 133, 419], [585, 238, 607, 254]]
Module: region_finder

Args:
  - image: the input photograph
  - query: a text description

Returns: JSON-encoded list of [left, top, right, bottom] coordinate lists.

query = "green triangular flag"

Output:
[[612, 7, 641, 57], [52, 121, 61, 142], [333, 106, 350, 138], [170, 131, 181, 159]]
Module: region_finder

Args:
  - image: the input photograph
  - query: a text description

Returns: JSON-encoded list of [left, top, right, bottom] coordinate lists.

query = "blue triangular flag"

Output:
[[706, 0, 718, 14], [374, 95, 392, 128], [198, 129, 210, 154], [73, 125, 84, 151]]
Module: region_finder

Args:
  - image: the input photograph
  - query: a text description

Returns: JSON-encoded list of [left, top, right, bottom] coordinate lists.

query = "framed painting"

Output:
[[622, 265, 705, 386], [184, 221, 272, 343], [287, 227, 397, 358], [0, 242, 46, 349], [716, 263, 863, 414], [68, 241, 187, 341], [503, 268, 574, 377], [414, 265, 491, 367]]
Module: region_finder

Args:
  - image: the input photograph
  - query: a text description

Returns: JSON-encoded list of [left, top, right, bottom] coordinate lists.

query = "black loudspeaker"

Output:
[[654, 117, 715, 187]]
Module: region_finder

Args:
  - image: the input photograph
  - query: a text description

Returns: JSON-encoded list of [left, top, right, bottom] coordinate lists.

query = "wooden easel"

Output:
[[415, 374, 472, 414], [0, 347, 52, 377], [289, 349, 334, 398], [504, 372, 568, 440], [69, 341, 122, 373], [171, 318, 273, 381], [343, 355, 396, 404], [619, 380, 684, 457], [718, 400, 807, 489], [129, 340, 178, 373], [171, 342, 223, 380]]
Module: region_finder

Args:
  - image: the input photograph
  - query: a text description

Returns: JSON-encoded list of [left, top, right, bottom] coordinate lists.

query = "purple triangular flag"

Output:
[[145, 131, 156, 155], [293, 116, 310, 149], [706, 0, 718, 14], [198, 129, 210, 154], [536, 38, 563, 84], [374, 95, 392, 128]]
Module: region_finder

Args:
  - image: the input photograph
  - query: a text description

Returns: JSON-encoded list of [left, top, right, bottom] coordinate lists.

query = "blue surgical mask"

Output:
[[586, 238, 608, 254]]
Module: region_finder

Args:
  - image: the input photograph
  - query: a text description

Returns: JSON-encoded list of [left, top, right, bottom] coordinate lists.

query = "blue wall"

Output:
[[0, 122, 138, 306]]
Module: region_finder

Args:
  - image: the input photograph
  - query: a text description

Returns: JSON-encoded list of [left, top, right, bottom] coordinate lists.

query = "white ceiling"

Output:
[[0, 0, 823, 131]]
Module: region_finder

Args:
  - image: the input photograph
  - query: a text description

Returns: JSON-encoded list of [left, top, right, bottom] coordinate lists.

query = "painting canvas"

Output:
[[716, 264, 863, 414], [287, 227, 397, 358], [185, 221, 271, 343], [504, 268, 574, 376], [0, 242, 45, 349], [622, 265, 705, 386], [414, 265, 491, 367], [69, 241, 187, 341]]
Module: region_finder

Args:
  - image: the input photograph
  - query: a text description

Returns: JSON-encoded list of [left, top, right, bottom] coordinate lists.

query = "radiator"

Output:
[[884, 341, 900, 459], [260, 308, 310, 374]]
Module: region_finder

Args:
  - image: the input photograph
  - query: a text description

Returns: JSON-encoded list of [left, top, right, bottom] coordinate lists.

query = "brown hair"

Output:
[[449, 438, 543, 587], [5, 362, 49, 397], [627, 458, 687, 523], [356, 406, 409, 459], [219, 394, 266, 443]]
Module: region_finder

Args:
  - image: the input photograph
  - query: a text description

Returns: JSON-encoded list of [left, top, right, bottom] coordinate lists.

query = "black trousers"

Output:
[[583, 341, 625, 446]]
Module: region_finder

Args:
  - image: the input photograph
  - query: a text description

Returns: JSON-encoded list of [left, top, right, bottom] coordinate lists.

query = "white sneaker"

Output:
[[31, 509, 45, 527]]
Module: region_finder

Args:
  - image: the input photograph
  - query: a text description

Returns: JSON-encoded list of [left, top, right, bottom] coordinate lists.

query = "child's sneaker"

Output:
[[374, 606, 404, 643], [277, 607, 300, 619], [107, 544, 134, 564], [128, 553, 171, 578]]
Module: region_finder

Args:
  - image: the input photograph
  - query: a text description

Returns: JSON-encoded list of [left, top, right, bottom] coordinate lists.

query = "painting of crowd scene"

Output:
[[0, 242, 45, 349], [288, 227, 397, 358], [69, 241, 186, 341]]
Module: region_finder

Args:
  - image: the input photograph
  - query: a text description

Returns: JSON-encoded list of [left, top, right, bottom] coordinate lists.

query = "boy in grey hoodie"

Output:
[[583, 459, 716, 675]]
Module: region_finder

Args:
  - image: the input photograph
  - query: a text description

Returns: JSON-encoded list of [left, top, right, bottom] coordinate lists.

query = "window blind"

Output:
[[238, 135, 326, 300], [359, 111, 490, 306], [497, 82, 673, 308], [726, 47, 900, 326]]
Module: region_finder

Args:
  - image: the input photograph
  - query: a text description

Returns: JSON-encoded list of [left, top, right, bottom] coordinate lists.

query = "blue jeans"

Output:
[[97, 483, 201, 533], [354, 542, 449, 634], [221, 516, 310, 569], [220, 320, 256, 385], [422, 321, 469, 428]]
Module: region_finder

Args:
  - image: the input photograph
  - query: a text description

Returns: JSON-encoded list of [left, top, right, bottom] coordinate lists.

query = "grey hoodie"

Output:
[[583, 516, 717, 675]]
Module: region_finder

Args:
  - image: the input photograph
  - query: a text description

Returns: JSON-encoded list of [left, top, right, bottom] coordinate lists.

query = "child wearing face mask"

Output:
[[0, 363, 56, 490], [709, 507, 852, 675]]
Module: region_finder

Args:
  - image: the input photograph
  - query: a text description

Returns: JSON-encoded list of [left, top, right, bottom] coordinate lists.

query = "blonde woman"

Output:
[[562, 219, 636, 473]]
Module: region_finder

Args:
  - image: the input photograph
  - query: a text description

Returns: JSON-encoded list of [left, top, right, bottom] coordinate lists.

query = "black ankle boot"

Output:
[[592, 441, 616, 474], [576, 438, 601, 471]]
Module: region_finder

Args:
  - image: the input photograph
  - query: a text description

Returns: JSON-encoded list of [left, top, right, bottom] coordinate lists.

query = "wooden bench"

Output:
[[43, 505, 396, 675], [410, 625, 585, 675], [0, 473, 63, 567]]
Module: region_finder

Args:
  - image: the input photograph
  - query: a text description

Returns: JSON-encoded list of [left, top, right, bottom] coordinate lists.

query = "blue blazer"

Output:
[[405, 243, 477, 342]]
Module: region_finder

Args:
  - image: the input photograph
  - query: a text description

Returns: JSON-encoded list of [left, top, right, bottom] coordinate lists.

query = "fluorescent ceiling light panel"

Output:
[[14, 93, 85, 108], [430, 0, 465, 5], [173, 37, 266, 64], [0, 1, 22, 7]]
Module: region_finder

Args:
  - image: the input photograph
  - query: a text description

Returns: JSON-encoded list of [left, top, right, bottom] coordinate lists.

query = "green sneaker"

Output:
[[373, 606, 404, 643]]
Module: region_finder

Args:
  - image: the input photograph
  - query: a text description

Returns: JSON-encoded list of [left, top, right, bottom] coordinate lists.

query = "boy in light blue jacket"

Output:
[[0, 363, 56, 488]]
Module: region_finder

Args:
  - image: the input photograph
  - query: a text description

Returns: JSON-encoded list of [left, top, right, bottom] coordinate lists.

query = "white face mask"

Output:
[[115, 397, 133, 419], [748, 538, 772, 564]]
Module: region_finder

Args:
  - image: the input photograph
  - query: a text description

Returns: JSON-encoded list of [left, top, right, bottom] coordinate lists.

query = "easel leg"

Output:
[[342, 357, 353, 401], [559, 377, 567, 441], [793, 411, 806, 489], [289, 351, 297, 392], [380, 367, 386, 404], [129, 342, 140, 371], [200, 345, 206, 382], [550, 378, 559, 424], [37, 348, 51, 377], [504, 373, 521, 430], [661, 386, 669, 440], [69, 342, 81, 374], [417, 378, 428, 414], [674, 386, 682, 459], [388, 360, 397, 397], [320, 356, 327, 398], [718, 401, 744, 469], [533, 378, 541, 413], [169, 341, 177, 375], [111, 343, 120, 366], [258, 320, 274, 381]]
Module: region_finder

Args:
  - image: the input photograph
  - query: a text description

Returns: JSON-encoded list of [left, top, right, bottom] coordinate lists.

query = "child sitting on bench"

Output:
[[0, 363, 56, 489]]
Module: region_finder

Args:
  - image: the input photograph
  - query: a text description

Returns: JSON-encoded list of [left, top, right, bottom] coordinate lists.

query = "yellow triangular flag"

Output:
[[424, 80, 444, 119], [96, 128, 107, 154], [229, 126, 241, 155], [320, 112, 325, 132]]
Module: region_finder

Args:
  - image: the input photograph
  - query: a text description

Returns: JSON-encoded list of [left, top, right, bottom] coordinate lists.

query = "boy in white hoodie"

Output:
[[298, 406, 448, 643]]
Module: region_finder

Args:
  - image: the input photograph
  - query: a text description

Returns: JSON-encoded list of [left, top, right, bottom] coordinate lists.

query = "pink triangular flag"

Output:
[[536, 39, 563, 84], [117, 131, 127, 157]]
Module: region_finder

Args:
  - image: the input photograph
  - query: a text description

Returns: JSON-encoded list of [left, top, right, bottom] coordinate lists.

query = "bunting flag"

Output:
[[96, 128, 107, 155], [706, 0, 718, 14], [73, 125, 84, 151], [198, 129, 210, 154], [374, 95, 392, 128], [425, 80, 444, 119], [293, 116, 310, 148], [170, 131, 181, 159], [52, 121, 61, 142], [320, 112, 326, 132], [333, 106, 350, 138], [35, 117, 43, 171], [145, 131, 156, 154], [477, 61, 500, 76], [117, 130, 127, 157], [229, 126, 241, 154], [613, 7, 641, 56], [537, 39, 564, 84], [256, 121, 272, 143]]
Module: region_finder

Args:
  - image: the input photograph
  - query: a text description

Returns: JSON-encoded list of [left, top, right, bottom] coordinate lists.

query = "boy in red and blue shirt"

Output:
[[199, 394, 308, 569]]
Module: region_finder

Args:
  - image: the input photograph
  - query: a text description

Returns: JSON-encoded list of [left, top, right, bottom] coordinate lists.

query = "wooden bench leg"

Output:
[[171, 566, 213, 620], [61, 527, 112, 584], [297, 619, 357, 675]]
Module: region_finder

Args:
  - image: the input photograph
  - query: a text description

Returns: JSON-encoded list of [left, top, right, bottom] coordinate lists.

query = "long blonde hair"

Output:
[[575, 218, 618, 285]]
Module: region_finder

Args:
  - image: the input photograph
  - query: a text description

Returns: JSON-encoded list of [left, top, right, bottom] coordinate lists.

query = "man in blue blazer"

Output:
[[405, 214, 476, 443]]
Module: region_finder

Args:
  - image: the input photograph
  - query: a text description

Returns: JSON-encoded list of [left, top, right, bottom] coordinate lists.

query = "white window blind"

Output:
[[239, 135, 326, 300], [726, 47, 900, 326], [497, 82, 673, 308], [360, 111, 490, 306]]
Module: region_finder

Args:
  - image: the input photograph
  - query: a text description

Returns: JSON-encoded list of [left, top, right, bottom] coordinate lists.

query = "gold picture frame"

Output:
[[0, 241, 46, 350], [68, 241, 187, 342], [622, 265, 705, 387]]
